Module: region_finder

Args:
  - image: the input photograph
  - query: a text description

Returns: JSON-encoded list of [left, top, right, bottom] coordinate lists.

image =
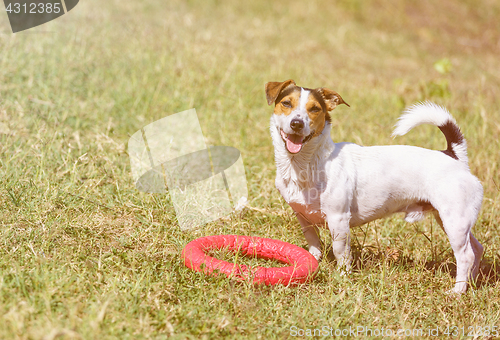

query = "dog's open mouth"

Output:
[[280, 129, 313, 154]]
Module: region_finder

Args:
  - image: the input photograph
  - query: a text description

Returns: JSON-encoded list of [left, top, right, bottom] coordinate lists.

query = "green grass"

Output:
[[1, 0, 500, 338]]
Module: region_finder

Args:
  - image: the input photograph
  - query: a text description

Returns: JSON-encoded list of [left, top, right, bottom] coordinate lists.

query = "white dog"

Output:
[[265, 79, 483, 293]]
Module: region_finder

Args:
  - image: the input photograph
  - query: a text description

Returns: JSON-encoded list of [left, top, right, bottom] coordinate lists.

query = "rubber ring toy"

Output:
[[182, 235, 319, 285]]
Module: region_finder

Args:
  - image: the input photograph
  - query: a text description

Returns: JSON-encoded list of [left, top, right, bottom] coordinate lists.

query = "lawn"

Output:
[[1, 0, 500, 338]]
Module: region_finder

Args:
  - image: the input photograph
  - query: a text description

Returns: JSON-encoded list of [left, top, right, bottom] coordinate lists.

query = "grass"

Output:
[[1, 0, 500, 338]]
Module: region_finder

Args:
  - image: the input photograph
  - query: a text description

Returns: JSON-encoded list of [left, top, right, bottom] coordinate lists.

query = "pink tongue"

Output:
[[286, 134, 303, 153]]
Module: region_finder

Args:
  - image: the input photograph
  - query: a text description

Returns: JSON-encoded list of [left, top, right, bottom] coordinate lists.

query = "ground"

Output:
[[0, 0, 499, 338]]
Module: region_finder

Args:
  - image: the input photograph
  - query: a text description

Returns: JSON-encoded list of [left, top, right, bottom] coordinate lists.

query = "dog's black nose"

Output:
[[290, 119, 304, 131]]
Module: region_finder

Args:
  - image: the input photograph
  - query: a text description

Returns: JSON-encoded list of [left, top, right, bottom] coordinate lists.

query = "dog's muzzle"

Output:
[[280, 128, 314, 154]]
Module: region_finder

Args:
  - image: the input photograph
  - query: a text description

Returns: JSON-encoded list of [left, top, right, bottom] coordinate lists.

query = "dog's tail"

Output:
[[392, 102, 468, 165]]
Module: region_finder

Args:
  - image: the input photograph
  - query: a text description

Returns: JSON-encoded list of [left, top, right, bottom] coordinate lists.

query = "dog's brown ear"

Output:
[[265, 79, 296, 105], [317, 88, 350, 111]]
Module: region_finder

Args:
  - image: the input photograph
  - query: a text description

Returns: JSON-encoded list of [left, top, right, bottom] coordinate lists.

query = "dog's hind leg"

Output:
[[437, 211, 478, 294], [296, 213, 323, 260], [434, 193, 483, 293]]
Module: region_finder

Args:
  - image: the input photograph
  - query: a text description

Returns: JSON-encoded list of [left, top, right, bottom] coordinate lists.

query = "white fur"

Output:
[[393, 102, 468, 165], [299, 88, 310, 111], [392, 102, 455, 136], [271, 101, 483, 294]]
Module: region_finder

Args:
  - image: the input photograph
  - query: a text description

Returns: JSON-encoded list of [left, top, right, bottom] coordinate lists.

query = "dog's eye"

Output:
[[281, 100, 292, 108], [309, 106, 321, 113]]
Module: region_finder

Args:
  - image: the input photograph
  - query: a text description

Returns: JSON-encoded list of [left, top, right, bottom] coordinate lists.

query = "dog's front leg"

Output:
[[327, 214, 352, 273], [296, 213, 322, 260]]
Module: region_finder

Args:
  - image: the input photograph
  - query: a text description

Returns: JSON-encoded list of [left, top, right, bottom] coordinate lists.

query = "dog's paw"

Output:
[[309, 247, 322, 261], [337, 258, 352, 276], [445, 289, 462, 297], [446, 284, 467, 296], [339, 268, 351, 277]]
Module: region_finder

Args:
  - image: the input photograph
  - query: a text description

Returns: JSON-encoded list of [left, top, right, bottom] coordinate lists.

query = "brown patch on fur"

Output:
[[438, 120, 464, 160], [265, 79, 296, 105], [272, 88, 301, 116], [309, 88, 349, 136], [305, 91, 329, 137], [316, 88, 350, 110]]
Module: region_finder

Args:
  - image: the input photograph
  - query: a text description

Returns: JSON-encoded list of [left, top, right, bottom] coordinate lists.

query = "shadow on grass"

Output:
[[344, 244, 500, 289], [475, 257, 500, 288]]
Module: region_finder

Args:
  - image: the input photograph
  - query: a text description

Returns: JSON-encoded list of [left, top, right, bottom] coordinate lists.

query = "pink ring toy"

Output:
[[182, 235, 319, 285]]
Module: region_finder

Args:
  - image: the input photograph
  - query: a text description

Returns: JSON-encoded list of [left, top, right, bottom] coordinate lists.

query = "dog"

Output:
[[265, 79, 483, 294]]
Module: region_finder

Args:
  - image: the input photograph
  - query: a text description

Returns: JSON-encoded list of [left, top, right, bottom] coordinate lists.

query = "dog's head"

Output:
[[265, 79, 349, 154]]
